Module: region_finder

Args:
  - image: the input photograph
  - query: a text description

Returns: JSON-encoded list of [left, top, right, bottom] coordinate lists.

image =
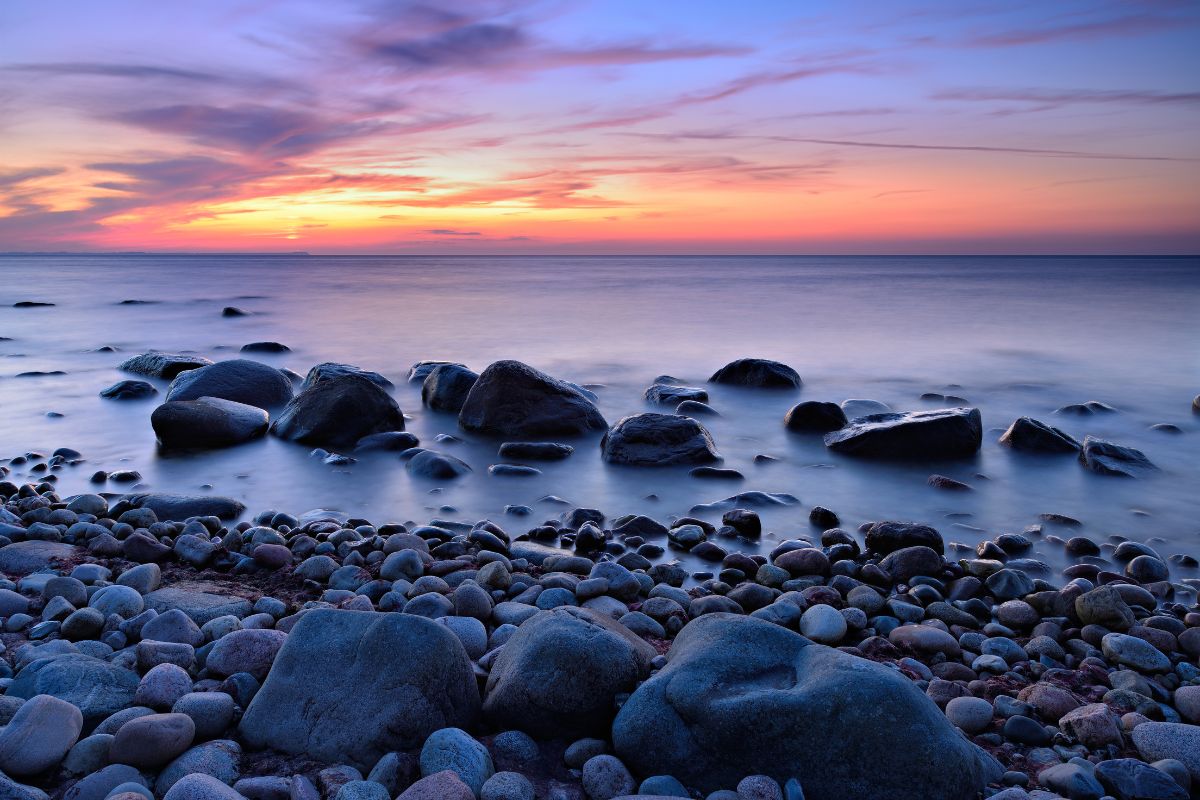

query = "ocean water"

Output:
[[1, 254, 1198, 574]]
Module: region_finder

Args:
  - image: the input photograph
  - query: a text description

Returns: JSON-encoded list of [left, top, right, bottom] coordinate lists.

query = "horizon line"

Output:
[[1, 251, 1198, 258]]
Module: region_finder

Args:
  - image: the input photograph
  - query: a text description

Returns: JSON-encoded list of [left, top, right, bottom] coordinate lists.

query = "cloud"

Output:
[[3, 62, 222, 82], [423, 228, 481, 235], [112, 104, 322, 155], [968, 11, 1187, 47], [933, 87, 1200, 111], [0, 167, 63, 189]]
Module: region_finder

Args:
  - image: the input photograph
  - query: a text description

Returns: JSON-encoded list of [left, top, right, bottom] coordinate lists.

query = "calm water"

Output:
[[2, 255, 1198, 575]]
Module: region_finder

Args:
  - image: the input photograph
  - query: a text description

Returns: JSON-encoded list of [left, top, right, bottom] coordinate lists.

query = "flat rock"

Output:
[[114, 493, 245, 521], [152, 397, 269, 450], [144, 586, 254, 625], [497, 442, 574, 460], [824, 407, 982, 459], [119, 352, 213, 380], [0, 541, 78, 575], [8, 654, 139, 724]]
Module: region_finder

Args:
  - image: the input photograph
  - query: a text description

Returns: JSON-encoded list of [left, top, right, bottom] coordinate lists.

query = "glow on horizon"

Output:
[[1, 0, 1198, 254]]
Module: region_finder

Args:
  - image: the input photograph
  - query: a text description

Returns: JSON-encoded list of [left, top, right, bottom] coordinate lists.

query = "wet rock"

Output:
[[709, 359, 801, 388], [152, 398, 269, 450], [601, 413, 720, 466], [406, 450, 472, 479], [356, 431, 420, 452], [272, 373, 404, 448], [165, 359, 293, 410], [866, 521, 944, 555], [304, 362, 393, 390], [100, 380, 158, 400], [119, 352, 213, 380], [998, 417, 1080, 453], [1079, 436, 1157, 477], [459, 360, 606, 438], [115, 493, 245, 521], [644, 383, 708, 405], [422, 365, 479, 413], [497, 442, 573, 460], [824, 408, 982, 459], [784, 401, 846, 432]]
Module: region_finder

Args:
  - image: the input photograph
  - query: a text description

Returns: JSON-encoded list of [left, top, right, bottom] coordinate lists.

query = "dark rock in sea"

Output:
[[239, 341, 290, 353], [644, 382, 708, 405], [408, 360, 466, 383], [998, 417, 1080, 453], [166, 359, 293, 409], [690, 466, 743, 480], [356, 431, 420, 452], [119, 352, 213, 380], [303, 362, 394, 390], [112, 492, 245, 521], [100, 380, 157, 400], [784, 401, 847, 432], [151, 398, 269, 450], [459, 360, 606, 438], [1193, 393, 1199, 413], [689, 491, 798, 512], [221, 306, 248, 317], [406, 449, 472, 479], [1055, 400, 1117, 415], [272, 373, 404, 448], [601, 413, 720, 466], [823, 407, 982, 459], [866, 521, 944, 555], [675, 400, 718, 416], [239, 609, 479, 771], [13, 301, 54, 307], [1150, 423, 1182, 434], [1079, 436, 1157, 477], [422, 364, 479, 413], [809, 506, 838, 528], [16, 370, 66, 378], [928, 474, 972, 491], [612, 614, 1000, 797], [488, 464, 540, 477], [497, 442, 574, 460], [709, 358, 801, 388], [840, 398, 891, 419], [484, 607, 655, 739]]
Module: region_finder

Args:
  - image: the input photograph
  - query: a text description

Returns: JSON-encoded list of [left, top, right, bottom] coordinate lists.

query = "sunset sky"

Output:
[[1, 0, 1198, 253]]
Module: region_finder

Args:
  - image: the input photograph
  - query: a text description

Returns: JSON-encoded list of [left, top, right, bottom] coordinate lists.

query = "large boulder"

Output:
[[8, 654, 139, 725], [998, 417, 1080, 453], [0, 541, 78, 575], [708, 358, 800, 388], [239, 609, 479, 771], [271, 373, 404, 448], [119, 352, 212, 380], [422, 365, 479, 413], [1079, 436, 1157, 477], [600, 413, 720, 466], [865, 521, 943, 556], [483, 607, 656, 739], [165, 359, 293, 409], [458, 360, 606, 438], [612, 614, 1000, 798], [112, 493, 245, 521], [151, 398, 269, 450], [823, 408, 982, 459], [784, 401, 846, 432], [303, 362, 393, 390], [144, 586, 254, 625]]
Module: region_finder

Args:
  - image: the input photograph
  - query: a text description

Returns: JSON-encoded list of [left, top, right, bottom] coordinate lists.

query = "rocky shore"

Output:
[[0, 356, 1197, 800]]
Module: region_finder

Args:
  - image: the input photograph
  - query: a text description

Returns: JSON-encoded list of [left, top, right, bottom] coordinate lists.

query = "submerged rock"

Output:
[[119, 352, 213, 380], [151, 397, 269, 450], [166, 359, 293, 409], [459, 360, 606, 438], [406, 449, 472, 479], [1079, 436, 1157, 477], [497, 442, 574, 460], [612, 614, 1000, 797], [784, 401, 846, 432], [709, 358, 801, 388], [998, 417, 1080, 453], [644, 383, 708, 405], [823, 408, 982, 459], [422, 364, 479, 413], [303, 362, 393, 390], [408, 360, 466, 383], [601, 413, 720, 466], [272, 373, 404, 448], [100, 380, 158, 400]]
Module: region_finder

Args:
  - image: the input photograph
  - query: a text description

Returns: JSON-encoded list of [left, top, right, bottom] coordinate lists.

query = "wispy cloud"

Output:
[[3, 62, 222, 82], [969, 12, 1185, 47], [423, 228, 481, 235], [934, 87, 1200, 110]]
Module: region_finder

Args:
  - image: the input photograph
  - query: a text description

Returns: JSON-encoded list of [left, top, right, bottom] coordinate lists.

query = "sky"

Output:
[[1, 0, 1198, 254]]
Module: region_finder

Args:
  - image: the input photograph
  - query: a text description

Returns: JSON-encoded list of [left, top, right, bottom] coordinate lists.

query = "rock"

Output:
[[799, 604, 846, 644], [1079, 436, 1157, 477], [152, 398, 269, 449], [483, 607, 656, 739], [272, 373, 404, 448], [481, 772, 534, 800], [116, 493, 245, 521], [100, 380, 158, 400], [205, 629, 288, 680], [1131, 723, 1200, 782], [998, 417, 1080, 453], [162, 774, 245, 800], [110, 713, 195, 768], [144, 587, 253, 625], [1101, 633, 1171, 673], [0, 774, 47, 800], [396, 771, 473, 800], [644, 383, 708, 405], [8, 654, 138, 724], [497, 441, 573, 460], [166, 359, 293, 409], [824, 408, 982, 459], [0, 694, 83, 776], [582, 755, 636, 800], [0, 540, 77, 575], [172, 692, 236, 740], [356, 431, 420, 452], [239, 609, 479, 771], [1038, 762, 1103, 800], [156, 739, 240, 796], [419, 728, 493, 795], [865, 521, 943, 555], [422, 365, 479, 413], [62, 763, 144, 800], [458, 360, 606, 437], [119, 352, 212, 380], [784, 401, 846, 432], [709, 359, 801, 388], [1095, 758, 1188, 800], [600, 413, 720, 466], [1075, 585, 1136, 631], [305, 362, 393, 390], [406, 450, 472, 479], [880, 546, 943, 583], [613, 614, 999, 797], [134, 664, 193, 709], [945, 696, 993, 735], [1059, 703, 1122, 749]]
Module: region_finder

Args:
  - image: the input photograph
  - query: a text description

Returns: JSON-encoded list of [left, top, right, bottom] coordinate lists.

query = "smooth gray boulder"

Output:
[[422, 364, 479, 413], [143, 586, 254, 625], [0, 541, 78, 575], [824, 407, 982, 459], [0, 694, 83, 776], [303, 362, 393, 390], [272, 373, 404, 448], [612, 613, 1000, 798], [113, 493, 245, 521], [166, 359, 293, 409], [1079, 436, 1157, 477], [152, 397, 269, 450], [709, 358, 800, 388], [119, 352, 212, 380], [458, 360, 606, 438], [9, 654, 139, 725], [601, 413, 720, 466], [239, 609, 479, 770], [484, 607, 656, 739], [998, 417, 1080, 453]]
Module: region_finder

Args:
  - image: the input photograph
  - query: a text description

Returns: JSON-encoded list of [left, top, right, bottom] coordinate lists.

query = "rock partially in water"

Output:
[[239, 609, 479, 771], [644, 383, 708, 405], [408, 360, 466, 383], [709, 358, 801, 388], [422, 364, 479, 413], [239, 341, 290, 353], [784, 401, 846, 432], [151, 398, 269, 450], [272, 373, 404, 448], [840, 398, 891, 419], [823, 408, 982, 459], [355, 431, 420, 452], [612, 613, 1000, 797], [166, 359, 293, 409], [303, 362, 394, 390], [497, 442, 574, 460], [865, 521, 944, 555], [1056, 400, 1117, 416], [689, 491, 798, 512], [1079, 436, 1157, 477], [601, 413, 720, 466], [459, 360, 606, 438], [100, 380, 158, 401], [998, 417, 1080, 453], [119, 352, 213, 380], [406, 449, 472, 479], [113, 493, 245, 521]]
